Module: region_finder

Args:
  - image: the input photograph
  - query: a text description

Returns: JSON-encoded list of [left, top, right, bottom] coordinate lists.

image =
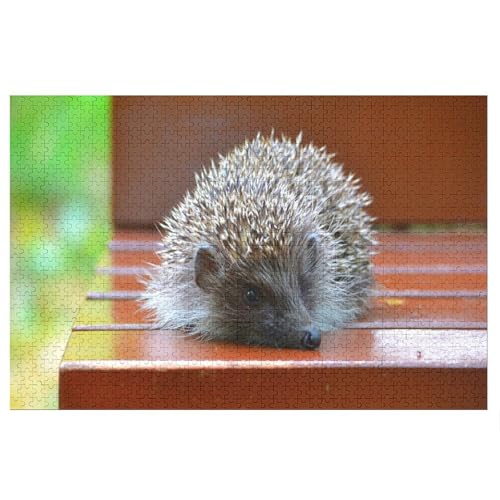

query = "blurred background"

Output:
[[10, 96, 111, 409]]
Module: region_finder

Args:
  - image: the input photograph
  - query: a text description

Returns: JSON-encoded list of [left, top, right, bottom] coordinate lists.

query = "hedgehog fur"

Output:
[[142, 132, 376, 349]]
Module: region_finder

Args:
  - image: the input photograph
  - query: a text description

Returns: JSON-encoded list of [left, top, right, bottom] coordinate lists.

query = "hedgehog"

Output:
[[142, 132, 376, 349]]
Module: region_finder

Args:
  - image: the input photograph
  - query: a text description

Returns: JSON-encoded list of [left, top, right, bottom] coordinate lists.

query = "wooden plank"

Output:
[[72, 296, 486, 329], [376, 274, 486, 291], [107, 231, 487, 267], [105, 249, 486, 269], [59, 328, 486, 409], [61, 328, 485, 365], [112, 96, 486, 226], [59, 366, 486, 409], [89, 289, 487, 299], [102, 270, 486, 293], [100, 232, 487, 293]]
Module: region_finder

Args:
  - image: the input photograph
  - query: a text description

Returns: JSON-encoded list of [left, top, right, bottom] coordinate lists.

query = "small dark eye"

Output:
[[244, 287, 261, 305]]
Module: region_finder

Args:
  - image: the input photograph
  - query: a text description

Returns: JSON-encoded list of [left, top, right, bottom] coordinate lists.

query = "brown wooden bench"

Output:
[[59, 96, 487, 409]]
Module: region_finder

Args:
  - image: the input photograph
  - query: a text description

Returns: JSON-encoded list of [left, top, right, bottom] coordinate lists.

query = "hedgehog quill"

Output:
[[142, 133, 376, 349]]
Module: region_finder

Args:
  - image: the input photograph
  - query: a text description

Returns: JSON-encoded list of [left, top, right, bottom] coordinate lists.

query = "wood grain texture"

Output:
[[60, 329, 486, 409], [60, 367, 486, 409], [74, 297, 486, 329]]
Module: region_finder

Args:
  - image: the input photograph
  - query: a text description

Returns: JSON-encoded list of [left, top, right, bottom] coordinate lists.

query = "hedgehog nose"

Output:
[[301, 327, 321, 349]]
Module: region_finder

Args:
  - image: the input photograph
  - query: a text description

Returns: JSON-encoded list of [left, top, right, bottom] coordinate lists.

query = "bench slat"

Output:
[[102, 271, 486, 293], [106, 248, 486, 268], [59, 328, 486, 409], [103, 273, 487, 293], [73, 296, 486, 328], [61, 328, 486, 366]]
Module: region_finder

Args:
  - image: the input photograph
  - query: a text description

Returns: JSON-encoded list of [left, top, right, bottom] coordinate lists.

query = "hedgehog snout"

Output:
[[301, 326, 321, 349]]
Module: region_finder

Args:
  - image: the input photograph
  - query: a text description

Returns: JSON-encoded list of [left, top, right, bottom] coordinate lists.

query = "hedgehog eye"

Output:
[[244, 287, 261, 305]]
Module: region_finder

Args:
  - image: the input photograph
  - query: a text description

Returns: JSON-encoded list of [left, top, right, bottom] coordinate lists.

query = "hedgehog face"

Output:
[[217, 277, 321, 349], [194, 235, 322, 349]]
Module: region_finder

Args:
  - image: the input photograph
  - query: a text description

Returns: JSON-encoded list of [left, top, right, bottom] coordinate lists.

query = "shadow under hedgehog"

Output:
[[141, 132, 376, 349]]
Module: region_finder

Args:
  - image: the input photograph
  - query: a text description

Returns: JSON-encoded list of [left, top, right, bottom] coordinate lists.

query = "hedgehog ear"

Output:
[[194, 244, 220, 291], [304, 232, 320, 272]]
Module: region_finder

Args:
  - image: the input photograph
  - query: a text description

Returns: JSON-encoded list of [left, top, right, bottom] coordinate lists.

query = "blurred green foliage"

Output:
[[11, 96, 111, 409]]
